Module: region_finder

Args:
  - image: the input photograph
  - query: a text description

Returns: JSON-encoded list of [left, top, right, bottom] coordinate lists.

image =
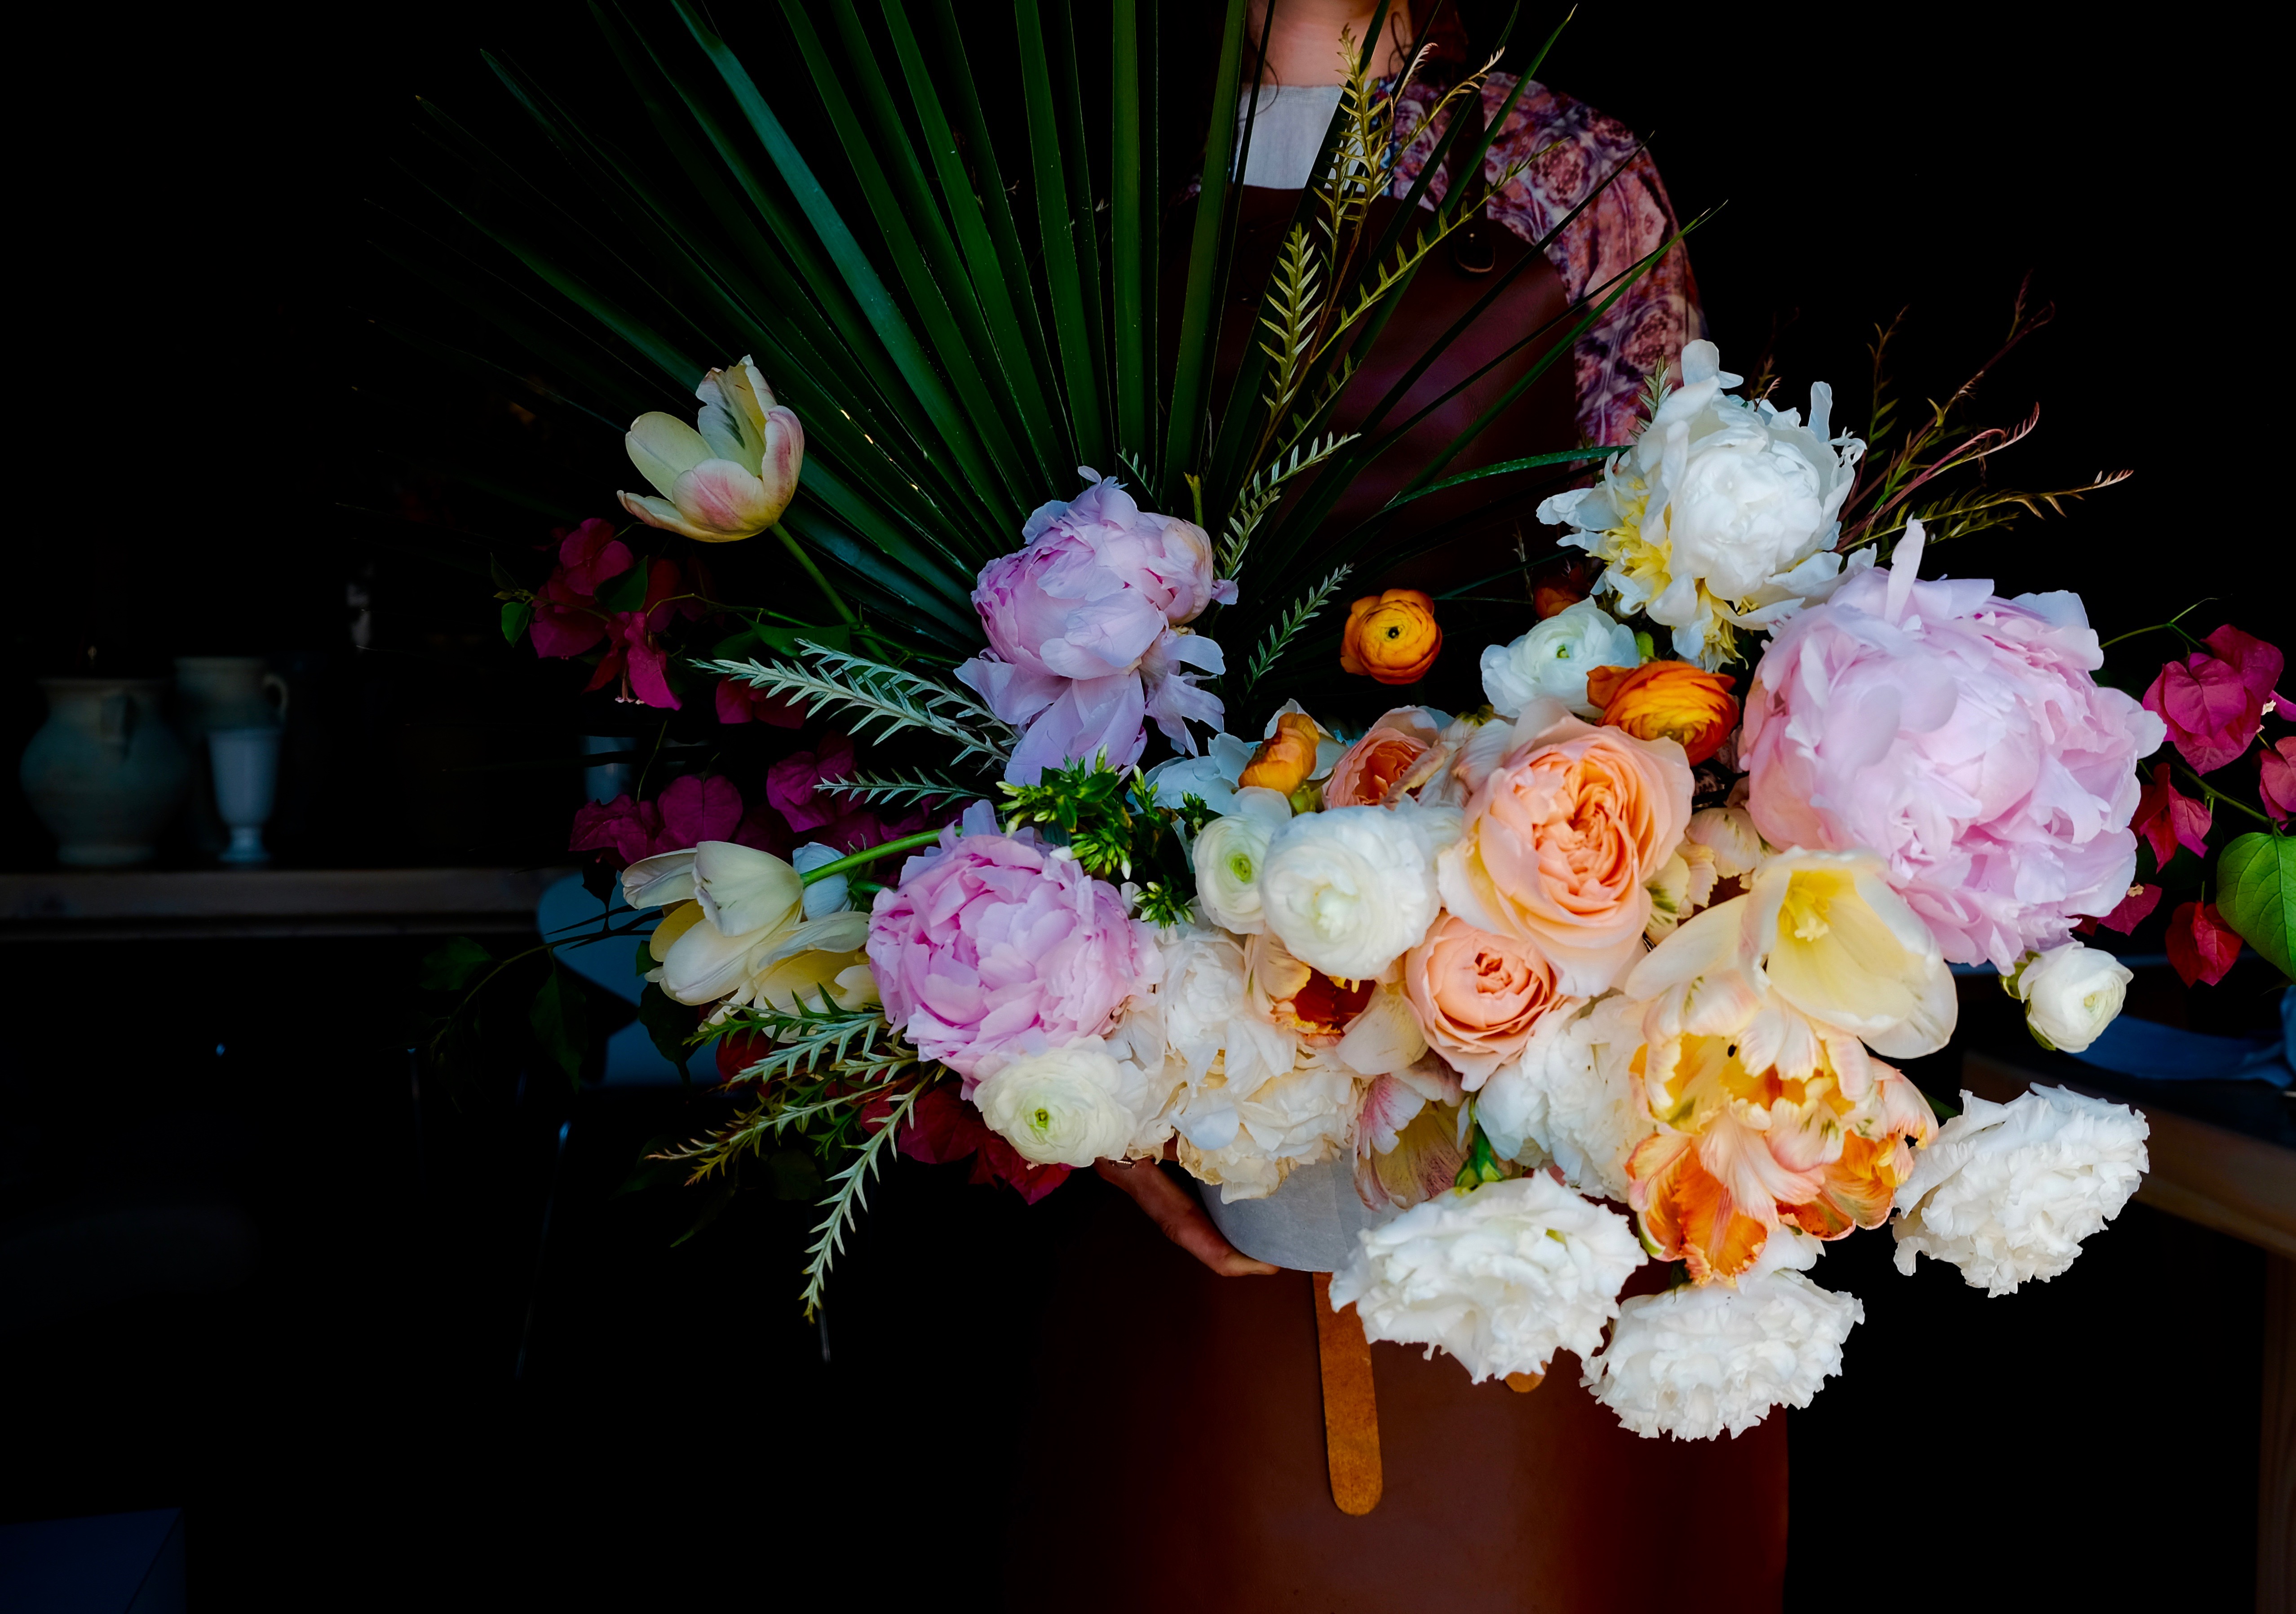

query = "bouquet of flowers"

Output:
[[391, 1, 2293, 1443]]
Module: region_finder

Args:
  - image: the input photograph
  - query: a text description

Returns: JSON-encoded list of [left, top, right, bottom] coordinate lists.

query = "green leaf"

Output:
[[594, 559, 650, 614], [638, 981, 696, 1075], [501, 600, 534, 644], [530, 965, 590, 1082], [2217, 832, 2295, 979], [419, 936, 493, 992]]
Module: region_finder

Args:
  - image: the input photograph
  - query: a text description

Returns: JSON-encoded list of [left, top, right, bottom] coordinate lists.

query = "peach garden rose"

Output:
[[1401, 915, 1565, 1086]]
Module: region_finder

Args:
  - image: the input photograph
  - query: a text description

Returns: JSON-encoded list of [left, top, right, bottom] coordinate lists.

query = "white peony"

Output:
[[1330, 1173, 1646, 1383], [1156, 923, 1296, 1091], [1172, 1050, 1363, 1201], [1479, 600, 1642, 720], [1538, 341, 1868, 669], [2010, 943, 2133, 1054], [1476, 994, 1649, 1200], [1583, 1232, 1862, 1440], [1892, 1085, 2149, 1295], [1258, 804, 1449, 980], [974, 1038, 1170, 1168], [1189, 787, 1292, 934]]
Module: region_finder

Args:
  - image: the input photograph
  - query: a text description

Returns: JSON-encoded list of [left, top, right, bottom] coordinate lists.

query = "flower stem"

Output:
[[770, 521, 858, 626], [799, 829, 947, 886], [2176, 762, 2274, 826], [2099, 598, 2216, 651]]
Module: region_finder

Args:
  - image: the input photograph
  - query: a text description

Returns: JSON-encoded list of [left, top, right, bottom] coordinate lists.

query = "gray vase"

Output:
[[19, 678, 190, 866]]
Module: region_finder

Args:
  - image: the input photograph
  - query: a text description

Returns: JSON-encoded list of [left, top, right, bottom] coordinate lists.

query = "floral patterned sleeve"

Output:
[[1390, 73, 1703, 448]]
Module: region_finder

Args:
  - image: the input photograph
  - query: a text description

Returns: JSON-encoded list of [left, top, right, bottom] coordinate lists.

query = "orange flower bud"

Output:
[[1585, 661, 1740, 765], [1531, 558, 1595, 621], [1340, 590, 1442, 684], [1238, 712, 1322, 794]]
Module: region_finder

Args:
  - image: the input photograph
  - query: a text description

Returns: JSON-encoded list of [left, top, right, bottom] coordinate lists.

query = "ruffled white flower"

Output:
[[1479, 600, 1642, 720], [1642, 844, 1718, 942], [1892, 1085, 2149, 1295], [1583, 1232, 1862, 1439], [1329, 1173, 1646, 1383], [1172, 1049, 1363, 1202], [974, 1037, 1172, 1168], [1145, 729, 1258, 816], [1258, 803, 1451, 980], [1189, 787, 1292, 934], [1538, 341, 1868, 669], [1156, 924, 1296, 1091], [1476, 994, 1648, 1200], [2009, 943, 2132, 1054], [1684, 803, 1766, 879]]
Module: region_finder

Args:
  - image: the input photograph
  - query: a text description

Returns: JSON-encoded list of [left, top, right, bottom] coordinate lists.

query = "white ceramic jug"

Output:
[[19, 679, 190, 866]]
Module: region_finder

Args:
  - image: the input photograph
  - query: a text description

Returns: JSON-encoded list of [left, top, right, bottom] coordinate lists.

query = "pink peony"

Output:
[[1739, 530, 2168, 969], [956, 471, 1233, 782], [2142, 625, 2286, 774], [866, 810, 1158, 1089]]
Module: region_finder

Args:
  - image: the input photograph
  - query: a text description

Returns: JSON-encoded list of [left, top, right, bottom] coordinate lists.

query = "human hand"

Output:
[[1094, 1154, 1278, 1277]]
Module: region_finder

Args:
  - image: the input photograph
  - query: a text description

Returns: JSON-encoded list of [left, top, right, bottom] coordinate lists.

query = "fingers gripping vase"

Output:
[[19, 678, 189, 866]]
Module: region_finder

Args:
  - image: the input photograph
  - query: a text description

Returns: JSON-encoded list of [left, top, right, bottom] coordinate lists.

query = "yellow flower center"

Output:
[[1781, 877, 1832, 942]]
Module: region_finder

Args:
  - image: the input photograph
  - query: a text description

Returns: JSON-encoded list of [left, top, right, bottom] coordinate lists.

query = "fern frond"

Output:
[[703, 642, 1011, 772], [1890, 469, 2133, 545], [821, 769, 980, 808], [799, 1078, 928, 1318], [1241, 565, 1352, 694], [1219, 431, 1355, 581]]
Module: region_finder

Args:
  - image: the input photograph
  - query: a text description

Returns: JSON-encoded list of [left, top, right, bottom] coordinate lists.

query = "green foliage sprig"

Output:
[[1242, 565, 1352, 696], [703, 641, 1013, 772], [997, 755, 1206, 927]]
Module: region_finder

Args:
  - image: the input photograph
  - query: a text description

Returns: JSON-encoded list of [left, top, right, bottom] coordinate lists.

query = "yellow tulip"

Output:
[[619, 356, 803, 543]]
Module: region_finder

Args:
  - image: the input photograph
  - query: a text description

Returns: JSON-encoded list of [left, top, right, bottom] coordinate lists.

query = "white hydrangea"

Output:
[[1258, 803, 1450, 980], [1172, 1050, 1363, 1202], [1479, 600, 1642, 720], [974, 1037, 1173, 1168], [1583, 1233, 1862, 1440], [1476, 994, 1648, 1200], [1328, 1173, 1645, 1383], [1892, 1085, 2149, 1295]]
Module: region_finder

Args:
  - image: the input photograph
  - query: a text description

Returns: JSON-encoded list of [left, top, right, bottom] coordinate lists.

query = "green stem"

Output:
[[770, 521, 857, 626], [799, 828, 947, 885], [2099, 599, 2216, 651], [2176, 763, 2274, 826]]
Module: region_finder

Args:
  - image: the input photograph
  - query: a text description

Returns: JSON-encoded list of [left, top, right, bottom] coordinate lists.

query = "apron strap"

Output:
[[1311, 1271, 1383, 1515]]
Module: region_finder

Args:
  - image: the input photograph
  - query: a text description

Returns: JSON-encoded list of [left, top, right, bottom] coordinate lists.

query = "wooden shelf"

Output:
[[0, 867, 574, 941]]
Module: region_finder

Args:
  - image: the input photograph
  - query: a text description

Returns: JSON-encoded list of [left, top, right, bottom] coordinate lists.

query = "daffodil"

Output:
[[619, 356, 803, 543]]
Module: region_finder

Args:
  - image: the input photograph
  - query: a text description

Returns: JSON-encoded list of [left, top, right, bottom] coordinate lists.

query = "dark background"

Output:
[[5, 3, 2282, 1609]]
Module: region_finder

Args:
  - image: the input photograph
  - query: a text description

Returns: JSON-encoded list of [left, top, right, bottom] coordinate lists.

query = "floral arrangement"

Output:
[[395, 1, 2294, 1446]]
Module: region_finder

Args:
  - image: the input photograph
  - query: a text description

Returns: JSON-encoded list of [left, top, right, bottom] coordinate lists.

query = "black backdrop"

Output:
[[5, 4, 2279, 1607]]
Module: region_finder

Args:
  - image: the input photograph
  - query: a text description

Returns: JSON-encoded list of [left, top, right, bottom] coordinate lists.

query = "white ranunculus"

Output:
[[1258, 804, 1445, 980], [1583, 1232, 1861, 1440], [1538, 341, 1866, 669], [1173, 1050, 1362, 1201], [1329, 1173, 1646, 1383], [1892, 1085, 2149, 1295], [2011, 943, 2133, 1053], [1190, 787, 1293, 934], [1476, 994, 1648, 1200], [1479, 600, 1643, 720], [791, 842, 852, 918], [974, 1038, 1165, 1167]]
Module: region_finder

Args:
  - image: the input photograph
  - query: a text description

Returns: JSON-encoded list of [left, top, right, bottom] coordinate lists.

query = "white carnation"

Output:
[[2010, 943, 2133, 1054], [1329, 1174, 1645, 1383], [1174, 1050, 1362, 1202], [1584, 1234, 1862, 1440], [1891, 1085, 2149, 1295], [1538, 341, 1866, 669], [1258, 804, 1445, 980], [1479, 600, 1642, 720], [1476, 994, 1649, 1200], [1189, 787, 1292, 934], [975, 1038, 1169, 1167]]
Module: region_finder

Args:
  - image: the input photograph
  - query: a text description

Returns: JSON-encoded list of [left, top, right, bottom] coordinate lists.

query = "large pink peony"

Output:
[[866, 807, 1159, 1089], [956, 471, 1234, 782], [1739, 527, 2166, 969]]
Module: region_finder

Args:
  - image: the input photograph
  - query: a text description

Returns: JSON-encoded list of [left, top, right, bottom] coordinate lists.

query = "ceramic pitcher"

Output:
[[173, 657, 288, 856], [19, 678, 190, 866]]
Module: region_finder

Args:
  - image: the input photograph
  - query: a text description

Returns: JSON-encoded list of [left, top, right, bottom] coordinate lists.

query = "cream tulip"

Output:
[[619, 356, 803, 543], [691, 840, 804, 937]]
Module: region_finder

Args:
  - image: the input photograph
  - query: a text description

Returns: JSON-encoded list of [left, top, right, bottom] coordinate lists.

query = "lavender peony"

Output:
[[866, 807, 1159, 1089], [956, 470, 1234, 782], [1739, 525, 2166, 968]]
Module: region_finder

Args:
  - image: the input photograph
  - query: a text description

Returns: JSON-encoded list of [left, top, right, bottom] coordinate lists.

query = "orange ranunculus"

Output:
[[1584, 661, 1740, 765], [1340, 590, 1442, 684], [1531, 558, 1594, 621], [1238, 712, 1323, 794], [1401, 915, 1563, 1086], [1325, 706, 1447, 808]]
